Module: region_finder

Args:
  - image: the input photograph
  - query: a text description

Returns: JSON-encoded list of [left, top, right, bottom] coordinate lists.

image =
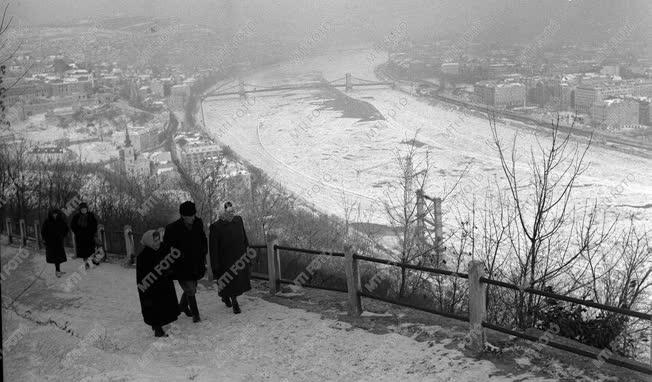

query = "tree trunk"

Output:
[[398, 266, 407, 299]]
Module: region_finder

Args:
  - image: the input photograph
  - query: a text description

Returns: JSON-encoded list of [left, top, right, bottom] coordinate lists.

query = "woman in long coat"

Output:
[[137, 230, 180, 337], [209, 201, 251, 314], [70, 202, 98, 263], [41, 208, 69, 277]]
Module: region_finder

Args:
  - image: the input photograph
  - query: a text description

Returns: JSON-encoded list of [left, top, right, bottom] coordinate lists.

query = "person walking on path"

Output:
[[209, 201, 252, 314], [136, 230, 180, 337], [70, 202, 98, 269], [162, 201, 207, 323], [41, 208, 69, 278]]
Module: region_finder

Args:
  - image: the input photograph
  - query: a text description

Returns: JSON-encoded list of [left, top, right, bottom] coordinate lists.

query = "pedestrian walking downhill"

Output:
[[70, 202, 98, 269], [41, 208, 69, 278]]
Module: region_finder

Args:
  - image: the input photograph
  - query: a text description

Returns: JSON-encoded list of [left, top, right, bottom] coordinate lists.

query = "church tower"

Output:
[[121, 125, 136, 174]]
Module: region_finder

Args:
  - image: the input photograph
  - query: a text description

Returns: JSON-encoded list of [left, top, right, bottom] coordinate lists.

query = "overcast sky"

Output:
[[8, 0, 652, 46]]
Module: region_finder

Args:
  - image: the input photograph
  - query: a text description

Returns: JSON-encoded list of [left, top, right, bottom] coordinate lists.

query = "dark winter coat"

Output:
[[162, 217, 207, 281], [209, 215, 251, 297], [70, 211, 98, 259], [41, 209, 69, 264], [137, 236, 180, 327]]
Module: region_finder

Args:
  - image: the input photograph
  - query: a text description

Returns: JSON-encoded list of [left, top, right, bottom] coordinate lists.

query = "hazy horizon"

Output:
[[9, 0, 651, 48]]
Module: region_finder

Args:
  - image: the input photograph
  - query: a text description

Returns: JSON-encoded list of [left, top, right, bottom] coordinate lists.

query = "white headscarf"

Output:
[[140, 230, 161, 250], [219, 201, 235, 222]]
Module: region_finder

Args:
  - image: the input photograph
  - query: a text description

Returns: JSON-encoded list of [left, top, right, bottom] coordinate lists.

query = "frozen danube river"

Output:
[[203, 49, 652, 226]]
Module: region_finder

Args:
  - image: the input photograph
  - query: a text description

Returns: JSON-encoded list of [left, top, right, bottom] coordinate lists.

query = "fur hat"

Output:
[[179, 201, 196, 216]]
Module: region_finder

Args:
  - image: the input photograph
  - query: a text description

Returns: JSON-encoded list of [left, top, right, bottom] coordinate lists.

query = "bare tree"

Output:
[[33, 156, 85, 213], [1, 4, 32, 131], [0, 3, 16, 131], [490, 115, 619, 327], [383, 135, 432, 298], [0, 139, 34, 217], [178, 156, 226, 227]]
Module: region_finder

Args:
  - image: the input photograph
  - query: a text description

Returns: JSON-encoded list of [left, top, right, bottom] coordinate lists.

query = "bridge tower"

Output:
[[238, 79, 246, 100], [345, 73, 352, 92]]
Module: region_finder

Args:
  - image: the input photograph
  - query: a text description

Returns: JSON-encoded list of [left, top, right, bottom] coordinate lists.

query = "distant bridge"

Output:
[[202, 73, 395, 99]]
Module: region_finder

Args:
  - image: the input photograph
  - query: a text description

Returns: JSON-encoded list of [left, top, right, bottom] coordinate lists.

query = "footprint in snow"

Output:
[[328, 321, 352, 330]]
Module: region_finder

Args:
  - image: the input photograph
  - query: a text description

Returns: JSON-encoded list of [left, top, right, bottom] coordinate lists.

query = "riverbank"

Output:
[[376, 63, 652, 159], [198, 49, 652, 226]]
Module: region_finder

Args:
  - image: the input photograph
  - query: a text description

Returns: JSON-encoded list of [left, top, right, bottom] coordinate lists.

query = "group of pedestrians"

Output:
[[38, 199, 253, 338], [40, 202, 99, 277], [136, 200, 253, 337]]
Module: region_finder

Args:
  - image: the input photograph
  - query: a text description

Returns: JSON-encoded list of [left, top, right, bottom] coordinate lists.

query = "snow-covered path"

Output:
[[2, 243, 560, 381]]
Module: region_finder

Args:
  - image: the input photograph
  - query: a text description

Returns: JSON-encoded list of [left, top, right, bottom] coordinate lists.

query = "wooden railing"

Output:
[[3, 218, 650, 374], [4, 217, 128, 261], [258, 238, 652, 375]]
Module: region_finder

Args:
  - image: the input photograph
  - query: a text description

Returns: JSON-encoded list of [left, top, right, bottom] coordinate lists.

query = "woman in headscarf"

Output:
[[136, 229, 180, 337], [41, 208, 69, 277], [209, 201, 252, 314], [70, 202, 98, 267]]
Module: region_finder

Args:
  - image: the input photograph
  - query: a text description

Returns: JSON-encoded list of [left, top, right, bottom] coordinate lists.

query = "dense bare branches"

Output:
[[488, 115, 612, 326], [383, 133, 434, 297]]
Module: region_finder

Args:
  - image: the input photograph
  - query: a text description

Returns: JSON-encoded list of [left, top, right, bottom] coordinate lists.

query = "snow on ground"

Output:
[[202, 49, 652, 226], [11, 114, 91, 143], [2, 243, 561, 381], [68, 141, 119, 163]]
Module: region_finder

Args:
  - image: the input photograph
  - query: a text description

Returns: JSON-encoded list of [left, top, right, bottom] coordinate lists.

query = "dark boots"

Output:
[[153, 325, 168, 337], [179, 293, 192, 317], [180, 292, 200, 322], [231, 297, 241, 314], [221, 295, 240, 313], [188, 295, 201, 322]]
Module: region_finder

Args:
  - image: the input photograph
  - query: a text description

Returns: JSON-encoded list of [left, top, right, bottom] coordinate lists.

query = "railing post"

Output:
[[19, 218, 26, 246], [345, 72, 352, 92], [124, 225, 134, 261], [71, 231, 77, 255], [265, 234, 280, 294], [467, 260, 486, 353], [6, 217, 13, 244], [204, 221, 213, 281], [344, 245, 362, 316], [34, 220, 41, 249], [97, 224, 107, 252]]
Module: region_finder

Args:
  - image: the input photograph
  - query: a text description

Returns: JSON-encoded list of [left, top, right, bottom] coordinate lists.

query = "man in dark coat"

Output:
[[162, 201, 207, 323], [137, 230, 180, 337], [209, 201, 252, 314], [70, 202, 98, 267], [41, 208, 69, 277]]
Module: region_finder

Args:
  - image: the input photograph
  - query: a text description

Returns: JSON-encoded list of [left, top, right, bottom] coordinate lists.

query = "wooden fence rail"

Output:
[[4, 217, 114, 261], [268, 243, 652, 375], [2, 217, 651, 374]]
